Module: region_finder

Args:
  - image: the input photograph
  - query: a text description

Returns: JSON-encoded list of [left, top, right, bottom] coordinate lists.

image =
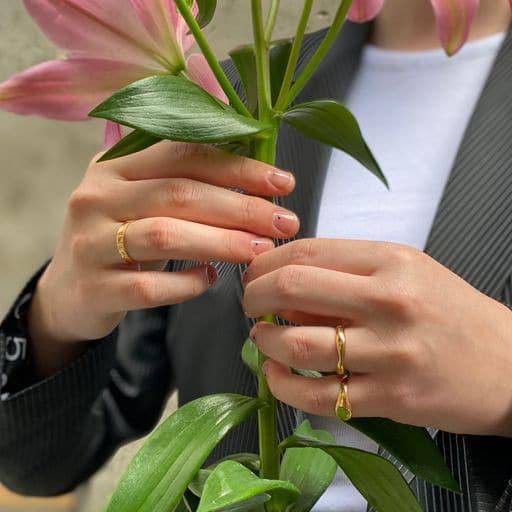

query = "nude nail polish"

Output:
[[273, 211, 299, 234], [251, 238, 274, 255], [268, 170, 294, 189]]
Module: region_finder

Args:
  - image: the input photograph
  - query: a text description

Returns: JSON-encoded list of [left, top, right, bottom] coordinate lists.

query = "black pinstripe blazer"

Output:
[[1, 21, 512, 512]]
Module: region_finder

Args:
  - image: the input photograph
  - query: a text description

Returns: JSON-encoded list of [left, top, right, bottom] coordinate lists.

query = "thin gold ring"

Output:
[[116, 221, 136, 264], [335, 325, 348, 377], [335, 374, 352, 421]]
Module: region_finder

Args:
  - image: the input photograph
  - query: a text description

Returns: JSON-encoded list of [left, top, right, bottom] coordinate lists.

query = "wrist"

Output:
[[28, 268, 89, 378]]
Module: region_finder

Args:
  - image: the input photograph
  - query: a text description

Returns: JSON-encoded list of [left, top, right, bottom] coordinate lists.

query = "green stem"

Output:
[[265, 0, 281, 42], [252, 0, 272, 122], [286, 0, 353, 107], [274, 0, 314, 112], [175, 0, 252, 118], [252, 0, 280, 487]]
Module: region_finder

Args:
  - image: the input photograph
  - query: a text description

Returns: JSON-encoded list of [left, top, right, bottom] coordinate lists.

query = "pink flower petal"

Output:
[[0, 58, 154, 120], [104, 121, 124, 148], [348, 0, 386, 22], [23, 0, 165, 70], [186, 53, 229, 104], [430, 0, 480, 55]]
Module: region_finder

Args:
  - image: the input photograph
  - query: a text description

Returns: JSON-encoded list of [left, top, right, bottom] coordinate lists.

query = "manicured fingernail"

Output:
[[206, 265, 218, 287], [268, 170, 295, 190], [251, 238, 274, 255], [273, 210, 299, 234]]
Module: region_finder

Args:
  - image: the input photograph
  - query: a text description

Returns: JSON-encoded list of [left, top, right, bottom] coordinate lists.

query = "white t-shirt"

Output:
[[312, 32, 505, 512]]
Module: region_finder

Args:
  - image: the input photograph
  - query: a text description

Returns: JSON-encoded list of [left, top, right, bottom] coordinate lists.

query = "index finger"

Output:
[[245, 238, 384, 284], [97, 141, 295, 197]]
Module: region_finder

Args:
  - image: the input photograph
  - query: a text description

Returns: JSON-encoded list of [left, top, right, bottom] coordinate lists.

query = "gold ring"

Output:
[[335, 374, 352, 421], [116, 221, 136, 264], [335, 325, 348, 377]]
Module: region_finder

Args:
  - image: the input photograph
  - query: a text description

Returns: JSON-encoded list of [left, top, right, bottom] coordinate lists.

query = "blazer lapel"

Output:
[[425, 27, 512, 296]]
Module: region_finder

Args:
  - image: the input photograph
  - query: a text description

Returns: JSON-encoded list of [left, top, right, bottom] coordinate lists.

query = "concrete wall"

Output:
[[0, 2, 337, 510]]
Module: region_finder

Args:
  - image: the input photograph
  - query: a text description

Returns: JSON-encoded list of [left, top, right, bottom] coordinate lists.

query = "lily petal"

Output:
[[186, 53, 229, 104], [23, 0, 165, 70], [430, 0, 480, 55], [0, 58, 155, 120], [129, 0, 189, 68], [348, 0, 386, 22], [104, 121, 124, 148]]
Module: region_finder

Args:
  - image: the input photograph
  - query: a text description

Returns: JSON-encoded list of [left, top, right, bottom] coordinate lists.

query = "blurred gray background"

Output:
[[0, 1, 337, 511]]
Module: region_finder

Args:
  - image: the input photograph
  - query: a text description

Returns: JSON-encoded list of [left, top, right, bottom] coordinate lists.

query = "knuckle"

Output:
[[391, 342, 421, 370], [367, 280, 422, 318], [238, 196, 260, 227], [391, 379, 417, 411], [67, 187, 100, 218], [167, 179, 202, 208], [386, 243, 421, 269], [288, 331, 312, 366], [129, 275, 157, 307], [232, 154, 252, 183], [146, 219, 176, 252], [385, 283, 423, 318], [275, 265, 304, 299], [288, 239, 317, 265], [222, 231, 245, 261], [171, 141, 213, 161], [303, 389, 325, 414]]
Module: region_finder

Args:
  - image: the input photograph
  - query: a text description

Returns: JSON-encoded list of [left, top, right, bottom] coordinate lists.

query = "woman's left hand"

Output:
[[243, 239, 512, 436]]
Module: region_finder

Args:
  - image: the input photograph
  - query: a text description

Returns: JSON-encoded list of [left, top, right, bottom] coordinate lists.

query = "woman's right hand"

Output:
[[28, 142, 298, 376]]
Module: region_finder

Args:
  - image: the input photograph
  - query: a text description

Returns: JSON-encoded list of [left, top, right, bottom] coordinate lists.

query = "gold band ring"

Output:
[[335, 374, 352, 421], [116, 221, 136, 265], [335, 325, 348, 377]]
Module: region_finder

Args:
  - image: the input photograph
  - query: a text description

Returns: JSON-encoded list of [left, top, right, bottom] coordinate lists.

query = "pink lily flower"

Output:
[[348, 0, 483, 56], [0, 0, 227, 146]]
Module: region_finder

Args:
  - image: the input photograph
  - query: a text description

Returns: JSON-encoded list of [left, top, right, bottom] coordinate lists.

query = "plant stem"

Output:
[[265, 0, 281, 42], [286, 0, 353, 107], [174, 0, 252, 118], [252, 0, 272, 123], [252, 0, 281, 487], [274, 0, 314, 112]]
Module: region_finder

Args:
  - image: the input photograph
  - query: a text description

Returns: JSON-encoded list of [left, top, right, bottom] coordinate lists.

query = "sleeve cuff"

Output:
[[0, 332, 117, 444]]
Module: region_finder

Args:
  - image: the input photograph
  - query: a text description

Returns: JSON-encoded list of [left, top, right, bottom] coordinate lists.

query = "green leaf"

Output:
[[196, 0, 217, 27], [98, 130, 160, 162], [282, 100, 388, 186], [105, 394, 263, 512], [241, 337, 258, 375], [242, 337, 322, 379], [229, 45, 258, 114], [349, 418, 460, 492], [230, 39, 293, 115], [280, 421, 337, 512], [197, 461, 300, 512], [189, 453, 260, 497], [268, 40, 293, 107], [280, 435, 422, 512], [292, 368, 322, 379], [90, 75, 270, 143]]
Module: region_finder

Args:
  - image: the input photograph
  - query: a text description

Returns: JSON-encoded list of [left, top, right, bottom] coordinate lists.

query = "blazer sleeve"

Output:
[[0, 266, 174, 497]]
